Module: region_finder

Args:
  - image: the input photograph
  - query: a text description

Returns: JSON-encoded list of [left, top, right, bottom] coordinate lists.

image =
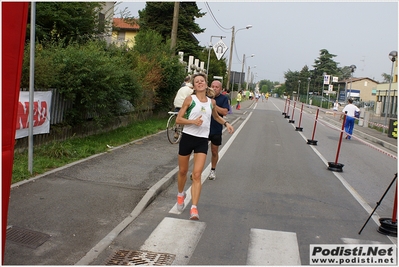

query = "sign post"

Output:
[[321, 74, 330, 108]]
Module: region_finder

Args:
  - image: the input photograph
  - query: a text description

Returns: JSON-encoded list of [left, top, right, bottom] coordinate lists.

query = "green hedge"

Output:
[[20, 30, 186, 127]]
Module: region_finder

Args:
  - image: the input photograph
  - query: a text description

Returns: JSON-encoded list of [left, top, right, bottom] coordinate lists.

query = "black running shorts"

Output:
[[179, 132, 208, 156], [208, 134, 222, 146]]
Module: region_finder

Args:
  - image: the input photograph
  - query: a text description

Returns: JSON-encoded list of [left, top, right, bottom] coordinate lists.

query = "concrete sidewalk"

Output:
[[4, 98, 396, 265]]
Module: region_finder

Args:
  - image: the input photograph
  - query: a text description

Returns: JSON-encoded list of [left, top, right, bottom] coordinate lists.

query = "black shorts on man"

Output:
[[208, 134, 222, 146]]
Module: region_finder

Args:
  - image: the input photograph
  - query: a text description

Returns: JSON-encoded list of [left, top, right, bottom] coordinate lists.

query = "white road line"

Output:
[[139, 217, 206, 265], [287, 103, 396, 245], [247, 228, 301, 265]]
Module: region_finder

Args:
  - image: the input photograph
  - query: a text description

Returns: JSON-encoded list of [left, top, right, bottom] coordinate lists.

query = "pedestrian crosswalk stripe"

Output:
[[139, 217, 206, 265], [247, 228, 301, 265]]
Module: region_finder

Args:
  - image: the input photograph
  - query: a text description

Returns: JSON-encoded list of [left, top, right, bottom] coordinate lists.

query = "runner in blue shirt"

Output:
[[207, 80, 230, 180]]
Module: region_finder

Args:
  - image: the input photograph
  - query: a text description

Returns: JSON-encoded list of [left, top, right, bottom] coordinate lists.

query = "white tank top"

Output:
[[183, 95, 213, 138]]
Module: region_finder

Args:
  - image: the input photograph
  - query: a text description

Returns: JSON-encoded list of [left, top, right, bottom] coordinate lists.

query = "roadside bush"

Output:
[[52, 40, 138, 126], [20, 31, 187, 129], [156, 54, 187, 111], [20, 41, 60, 89], [132, 30, 186, 112], [20, 40, 140, 127]]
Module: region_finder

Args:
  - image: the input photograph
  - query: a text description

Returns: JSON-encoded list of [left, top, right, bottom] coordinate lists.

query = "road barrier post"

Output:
[[289, 101, 296, 123], [327, 114, 346, 172], [378, 178, 397, 237], [282, 99, 287, 116], [307, 108, 319, 145], [284, 99, 290, 119], [295, 103, 304, 131], [359, 173, 397, 236]]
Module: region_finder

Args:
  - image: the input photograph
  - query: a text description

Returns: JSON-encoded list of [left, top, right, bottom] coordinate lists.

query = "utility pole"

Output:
[[226, 26, 235, 91], [170, 2, 179, 54], [239, 54, 245, 91], [226, 25, 252, 90]]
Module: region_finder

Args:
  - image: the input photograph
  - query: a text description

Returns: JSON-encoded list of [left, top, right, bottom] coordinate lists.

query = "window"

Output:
[[118, 32, 125, 41], [98, 13, 105, 33]]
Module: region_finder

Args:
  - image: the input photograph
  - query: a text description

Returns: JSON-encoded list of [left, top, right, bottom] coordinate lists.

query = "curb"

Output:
[[76, 116, 242, 264], [76, 164, 179, 265]]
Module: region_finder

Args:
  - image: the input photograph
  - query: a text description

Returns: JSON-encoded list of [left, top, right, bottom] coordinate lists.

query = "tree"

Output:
[[132, 29, 187, 112], [138, 2, 205, 58], [284, 69, 300, 96], [258, 79, 279, 94], [312, 49, 340, 93], [381, 73, 391, 83], [273, 83, 286, 97], [338, 66, 353, 80], [298, 65, 312, 95], [312, 49, 340, 75], [27, 2, 107, 44]]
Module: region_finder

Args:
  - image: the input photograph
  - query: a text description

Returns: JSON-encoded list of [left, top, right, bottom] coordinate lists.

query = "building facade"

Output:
[[336, 77, 379, 103], [375, 59, 398, 117], [112, 18, 139, 48]]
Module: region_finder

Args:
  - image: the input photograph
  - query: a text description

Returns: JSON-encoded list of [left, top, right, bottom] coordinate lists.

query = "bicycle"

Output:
[[166, 111, 183, 144]]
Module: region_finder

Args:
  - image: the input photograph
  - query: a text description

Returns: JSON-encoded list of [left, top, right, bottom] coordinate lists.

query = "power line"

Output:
[[204, 3, 244, 63], [203, 3, 247, 70], [204, 2, 230, 32]]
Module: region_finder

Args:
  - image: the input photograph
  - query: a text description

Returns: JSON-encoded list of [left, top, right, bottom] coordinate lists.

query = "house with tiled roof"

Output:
[[336, 77, 379, 103], [112, 18, 140, 48]]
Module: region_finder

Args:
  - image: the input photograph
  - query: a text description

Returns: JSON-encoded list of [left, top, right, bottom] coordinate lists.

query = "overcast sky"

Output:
[[114, 1, 398, 83]]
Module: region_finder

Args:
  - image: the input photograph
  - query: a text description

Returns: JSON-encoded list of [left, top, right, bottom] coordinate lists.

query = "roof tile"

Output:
[[113, 18, 139, 30]]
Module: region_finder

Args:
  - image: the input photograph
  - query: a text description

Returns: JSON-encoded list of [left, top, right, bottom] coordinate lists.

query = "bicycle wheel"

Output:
[[167, 114, 182, 144]]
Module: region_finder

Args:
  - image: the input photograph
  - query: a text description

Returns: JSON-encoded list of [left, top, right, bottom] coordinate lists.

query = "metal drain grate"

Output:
[[6, 226, 50, 249], [105, 250, 176, 265]]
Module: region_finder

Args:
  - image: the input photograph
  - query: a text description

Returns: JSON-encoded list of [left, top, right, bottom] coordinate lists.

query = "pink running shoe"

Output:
[[190, 207, 199, 220], [176, 192, 186, 212]]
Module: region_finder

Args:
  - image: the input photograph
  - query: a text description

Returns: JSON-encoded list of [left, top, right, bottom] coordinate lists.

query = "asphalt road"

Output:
[[90, 98, 397, 265], [4, 98, 397, 265]]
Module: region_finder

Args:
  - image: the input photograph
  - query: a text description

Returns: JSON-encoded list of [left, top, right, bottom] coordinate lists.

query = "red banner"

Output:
[[2, 2, 29, 261]]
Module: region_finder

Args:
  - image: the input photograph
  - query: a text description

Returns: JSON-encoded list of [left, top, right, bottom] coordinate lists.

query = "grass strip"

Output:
[[12, 117, 168, 184]]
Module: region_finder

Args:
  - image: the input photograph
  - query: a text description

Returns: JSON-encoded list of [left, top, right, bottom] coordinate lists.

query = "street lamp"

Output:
[[297, 80, 301, 101], [246, 65, 256, 91], [253, 73, 258, 90], [226, 25, 252, 91], [347, 65, 356, 102], [306, 77, 311, 104], [383, 50, 397, 134], [251, 72, 258, 91], [206, 35, 226, 75], [239, 54, 254, 91]]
